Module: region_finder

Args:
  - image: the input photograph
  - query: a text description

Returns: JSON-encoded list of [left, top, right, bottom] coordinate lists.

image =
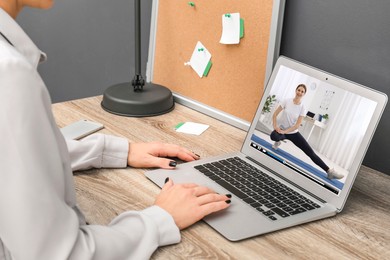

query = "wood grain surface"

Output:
[[53, 96, 390, 259]]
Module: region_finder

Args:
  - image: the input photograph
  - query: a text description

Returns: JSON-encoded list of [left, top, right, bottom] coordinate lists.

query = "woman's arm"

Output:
[[272, 105, 283, 133], [67, 136, 200, 172]]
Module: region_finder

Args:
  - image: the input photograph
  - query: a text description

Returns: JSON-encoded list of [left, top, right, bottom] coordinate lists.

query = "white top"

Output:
[[278, 98, 306, 133], [0, 8, 180, 260]]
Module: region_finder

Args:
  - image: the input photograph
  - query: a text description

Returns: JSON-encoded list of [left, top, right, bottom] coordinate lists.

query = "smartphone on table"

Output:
[[60, 120, 104, 140]]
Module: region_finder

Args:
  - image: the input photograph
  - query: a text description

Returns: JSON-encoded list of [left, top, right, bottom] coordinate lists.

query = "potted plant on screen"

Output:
[[262, 95, 276, 113], [260, 95, 276, 121], [322, 113, 329, 124]]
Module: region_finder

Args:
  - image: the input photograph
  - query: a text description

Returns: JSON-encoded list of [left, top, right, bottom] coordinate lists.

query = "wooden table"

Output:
[[52, 96, 390, 259]]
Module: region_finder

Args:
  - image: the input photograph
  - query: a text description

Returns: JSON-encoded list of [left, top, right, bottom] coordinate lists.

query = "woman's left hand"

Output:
[[127, 142, 199, 169]]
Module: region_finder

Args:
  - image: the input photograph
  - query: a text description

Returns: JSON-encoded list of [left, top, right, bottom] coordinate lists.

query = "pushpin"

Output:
[[224, 13, 231, 18], [198, 48, 204, 52], [188, 2, 195, 7]]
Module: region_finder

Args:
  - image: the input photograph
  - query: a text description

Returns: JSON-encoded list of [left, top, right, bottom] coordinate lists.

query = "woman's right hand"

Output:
[[154, 178, 231, 230], [274, 126, 282, 133]]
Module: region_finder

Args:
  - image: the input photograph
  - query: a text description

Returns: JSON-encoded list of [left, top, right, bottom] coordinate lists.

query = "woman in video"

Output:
[[270, 84, 344, 180]]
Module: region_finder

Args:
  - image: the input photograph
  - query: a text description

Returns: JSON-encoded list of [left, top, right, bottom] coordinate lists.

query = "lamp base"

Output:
[[101, 82, 174, 117]]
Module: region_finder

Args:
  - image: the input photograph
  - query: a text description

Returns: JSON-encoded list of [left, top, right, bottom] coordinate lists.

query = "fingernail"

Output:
[[169, 161, 177, 167], [192, 151, 200, 158], [226, 194, 232, 198], [164, 177, 169, 183], [225, 200, 231, 204]]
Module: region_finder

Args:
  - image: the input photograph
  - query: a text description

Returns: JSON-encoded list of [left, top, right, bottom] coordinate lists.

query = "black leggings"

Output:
[[270, 130, 329, 172]]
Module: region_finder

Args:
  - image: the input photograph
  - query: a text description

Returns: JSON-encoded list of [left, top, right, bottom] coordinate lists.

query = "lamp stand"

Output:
[[101, 0, 174, 117]]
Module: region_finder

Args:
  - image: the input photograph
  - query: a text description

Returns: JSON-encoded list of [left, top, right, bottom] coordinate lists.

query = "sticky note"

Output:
[[186, 41, 212, 78], [220, 13, 241, 44], [175, 122, 210, 135]]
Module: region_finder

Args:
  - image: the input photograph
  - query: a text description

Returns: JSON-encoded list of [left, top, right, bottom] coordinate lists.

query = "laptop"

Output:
[[145, 56, 387, 241]]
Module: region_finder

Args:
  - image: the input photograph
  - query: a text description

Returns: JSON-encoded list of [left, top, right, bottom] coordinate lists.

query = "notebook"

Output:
[[145, 56, 387, 241]]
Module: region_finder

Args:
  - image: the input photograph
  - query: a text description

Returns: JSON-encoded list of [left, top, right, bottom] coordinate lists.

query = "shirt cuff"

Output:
[[142, 206, 181, 246], [102, 135, 128, 168]]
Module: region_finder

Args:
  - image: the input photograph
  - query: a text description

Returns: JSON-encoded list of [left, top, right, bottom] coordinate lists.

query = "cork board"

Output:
[[150, 0, 283, 122]]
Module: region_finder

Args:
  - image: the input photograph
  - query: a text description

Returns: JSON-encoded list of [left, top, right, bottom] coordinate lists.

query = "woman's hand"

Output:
[[127, 142, 199, 169], [154, 178, 231, 230]]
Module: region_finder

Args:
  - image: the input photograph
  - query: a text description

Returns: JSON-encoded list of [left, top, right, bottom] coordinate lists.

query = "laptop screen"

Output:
[[249, 63, 379, 195]]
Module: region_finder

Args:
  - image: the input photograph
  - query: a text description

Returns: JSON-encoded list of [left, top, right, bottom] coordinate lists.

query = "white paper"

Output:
[[220, 13, 240, 44], [188, 41, 212, 78], [176, 122, 209, 135]]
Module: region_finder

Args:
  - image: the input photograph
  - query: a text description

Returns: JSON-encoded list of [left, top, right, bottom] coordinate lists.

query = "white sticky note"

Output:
[[220, 13, 240, 44], [188, 41, 212, 78], [175, 122, 209, 135]]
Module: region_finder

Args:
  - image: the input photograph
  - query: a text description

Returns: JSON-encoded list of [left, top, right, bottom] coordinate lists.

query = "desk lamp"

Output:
[[101, 0, 174, 116]]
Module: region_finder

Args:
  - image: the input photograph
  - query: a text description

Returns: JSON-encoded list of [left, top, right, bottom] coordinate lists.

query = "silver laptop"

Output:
[[145, 56, 387, 241]]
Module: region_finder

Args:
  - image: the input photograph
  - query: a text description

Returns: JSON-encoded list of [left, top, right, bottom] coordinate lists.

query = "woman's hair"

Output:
[[296, 84, 307, 93]]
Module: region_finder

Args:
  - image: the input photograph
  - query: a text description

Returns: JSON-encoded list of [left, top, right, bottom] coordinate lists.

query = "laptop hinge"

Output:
[[245, 156, 327, 204]]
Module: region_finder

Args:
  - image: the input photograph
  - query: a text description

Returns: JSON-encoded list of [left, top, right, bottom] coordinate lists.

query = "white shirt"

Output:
[[0, 9, 180, 260], [278, 98, 306, 133]]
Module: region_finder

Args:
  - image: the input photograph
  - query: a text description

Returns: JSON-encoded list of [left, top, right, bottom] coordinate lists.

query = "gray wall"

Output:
[[280, 0, 389, 174], [18, 1, 389, 174], [18, 0, 153, 103]]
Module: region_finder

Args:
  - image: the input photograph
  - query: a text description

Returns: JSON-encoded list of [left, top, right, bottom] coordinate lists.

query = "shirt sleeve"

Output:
[[77, 206, 181, 260], [67, 134, 129, 171], [300, 104, 307, 117], [280, 98, 287, 109]]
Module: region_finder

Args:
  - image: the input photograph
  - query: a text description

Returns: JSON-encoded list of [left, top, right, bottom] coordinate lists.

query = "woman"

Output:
[[0, 1, 230, 259], [270, 84, 344, 180]]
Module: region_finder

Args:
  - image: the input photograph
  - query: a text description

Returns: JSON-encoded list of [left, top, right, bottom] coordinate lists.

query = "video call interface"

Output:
[[250, 65, 377, 195]]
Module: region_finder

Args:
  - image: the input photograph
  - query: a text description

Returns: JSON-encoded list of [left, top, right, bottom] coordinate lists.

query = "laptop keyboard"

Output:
[[194, 157, 321, 221]]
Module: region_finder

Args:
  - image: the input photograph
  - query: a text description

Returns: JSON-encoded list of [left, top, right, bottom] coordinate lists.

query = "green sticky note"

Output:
[[175, 122, 185, 130], [240, 18, 245, 38], [203, 60, 212, 77]]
